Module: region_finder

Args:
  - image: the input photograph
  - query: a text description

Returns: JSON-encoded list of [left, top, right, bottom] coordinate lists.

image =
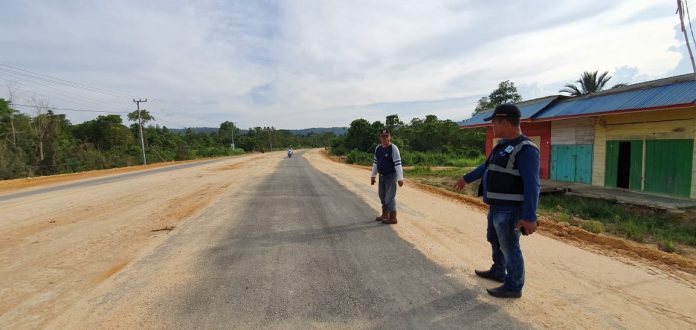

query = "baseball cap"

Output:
[[483, 104, 521, 121], [379, 129, 390, 136]]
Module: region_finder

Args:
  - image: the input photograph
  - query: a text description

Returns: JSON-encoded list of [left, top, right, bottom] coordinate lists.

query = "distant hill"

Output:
[[288, 127, 347, 136], [169, 127, 347, 136]]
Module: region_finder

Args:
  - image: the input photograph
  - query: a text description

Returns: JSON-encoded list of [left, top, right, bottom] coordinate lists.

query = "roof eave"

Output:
[[533, 103, 696, 122]]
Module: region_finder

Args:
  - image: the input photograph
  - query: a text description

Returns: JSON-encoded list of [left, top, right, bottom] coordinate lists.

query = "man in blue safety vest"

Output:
[[453, 104, 540, 299]]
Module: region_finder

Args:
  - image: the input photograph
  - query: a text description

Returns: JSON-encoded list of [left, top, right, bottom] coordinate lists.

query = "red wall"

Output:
[[484, 122, 551, 179]]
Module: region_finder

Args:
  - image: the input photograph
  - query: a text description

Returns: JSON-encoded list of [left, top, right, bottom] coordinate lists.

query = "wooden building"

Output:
[[458, 74, 696, 199]]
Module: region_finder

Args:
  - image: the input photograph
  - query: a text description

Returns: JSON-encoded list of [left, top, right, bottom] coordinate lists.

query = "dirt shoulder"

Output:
[[0, 152, 281, 329], [320, 150, 696, 276], [0, 158, 222, 194], [308, 149, 696, 328]]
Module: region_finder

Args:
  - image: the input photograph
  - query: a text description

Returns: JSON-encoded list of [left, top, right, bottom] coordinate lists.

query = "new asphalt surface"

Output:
[[62, 151, 528, 329]]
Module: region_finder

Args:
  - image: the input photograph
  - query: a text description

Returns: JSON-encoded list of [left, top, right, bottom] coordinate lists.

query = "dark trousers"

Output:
[[487, 205, 525, 292], [378, 173, 397, 212]]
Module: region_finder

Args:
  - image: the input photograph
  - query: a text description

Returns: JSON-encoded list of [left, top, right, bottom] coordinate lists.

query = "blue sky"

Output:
[[0, 0, 693, 129]]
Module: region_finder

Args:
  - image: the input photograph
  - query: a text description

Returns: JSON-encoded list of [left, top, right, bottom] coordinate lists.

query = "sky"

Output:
[[0, 0, 694, 129]]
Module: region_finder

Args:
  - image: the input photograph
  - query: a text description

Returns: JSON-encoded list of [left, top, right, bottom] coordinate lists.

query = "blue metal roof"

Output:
[[458, 96, 559, 127], [533, 78, 696, 120]]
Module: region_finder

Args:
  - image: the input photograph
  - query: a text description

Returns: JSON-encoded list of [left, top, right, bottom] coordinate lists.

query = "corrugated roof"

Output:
[[457, 74, 696, 128], [458, 96, 559, 127], [533, 77, 696, 120]]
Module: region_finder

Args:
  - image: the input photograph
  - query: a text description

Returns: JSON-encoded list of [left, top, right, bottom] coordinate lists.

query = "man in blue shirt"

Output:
[[453, 104, 540, 298]]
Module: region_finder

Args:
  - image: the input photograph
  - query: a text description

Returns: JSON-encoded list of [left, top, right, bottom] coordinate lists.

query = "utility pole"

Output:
[[268, 127, 272, 150], [133, 98, 147, 165], [677, 0, 696, 78], [7, 84, 17, 147], [231, 122, 235, 150]]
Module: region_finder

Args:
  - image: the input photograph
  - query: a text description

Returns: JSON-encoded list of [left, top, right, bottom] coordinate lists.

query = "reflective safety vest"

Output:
[[375, 144, 395, 175], [479, 136, 539, 205]]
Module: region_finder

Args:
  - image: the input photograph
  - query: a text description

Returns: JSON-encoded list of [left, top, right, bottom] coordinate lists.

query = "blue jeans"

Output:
[[486, 205, 525, 292], [378, 173, 397, 212]]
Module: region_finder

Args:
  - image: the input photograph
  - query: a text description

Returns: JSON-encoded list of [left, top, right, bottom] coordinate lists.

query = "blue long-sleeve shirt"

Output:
[[464, 143, 540, 221]]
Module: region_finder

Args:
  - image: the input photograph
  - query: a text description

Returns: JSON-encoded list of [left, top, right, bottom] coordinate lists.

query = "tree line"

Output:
[[330, 114, 486, 166], [0, 98, 336, 180], [331, 70, 623, 166], [1, 70, 623, 178]]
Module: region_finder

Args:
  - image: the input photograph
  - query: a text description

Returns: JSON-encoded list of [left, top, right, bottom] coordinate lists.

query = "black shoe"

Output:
[[474, 269, 504, 283], [486, 285, 522, 298]]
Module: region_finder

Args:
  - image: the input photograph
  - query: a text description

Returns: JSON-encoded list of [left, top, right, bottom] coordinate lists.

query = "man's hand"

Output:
[[398, 180, 404, 187], [371, 177, 376, 185], [516, 220, 538, 236], [453, 178, 467, 192]]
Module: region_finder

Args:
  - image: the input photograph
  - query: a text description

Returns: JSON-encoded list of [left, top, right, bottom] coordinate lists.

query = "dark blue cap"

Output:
[[379, 129, 390, 136], [483, 104, 521, 121]]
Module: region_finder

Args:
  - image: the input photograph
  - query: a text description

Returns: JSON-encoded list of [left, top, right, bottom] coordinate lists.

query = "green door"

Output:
[[644, 140, 694, 197], [605, 140, 643, 190], [551, 144, 592, 184], [605, 141, 619, 187], [629, 141, 643, 191]]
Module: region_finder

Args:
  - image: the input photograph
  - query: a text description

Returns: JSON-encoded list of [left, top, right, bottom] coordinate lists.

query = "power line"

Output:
[[0, 69, 130, 111], [151, 117, 190, 129], [11, 103, 128, 114], [0, 63, 130, 98], [1, 63, 227, 127], [0, 76, 130, 114]]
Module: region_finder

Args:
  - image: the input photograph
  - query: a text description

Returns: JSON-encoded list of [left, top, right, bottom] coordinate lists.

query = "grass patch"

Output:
[[581, 220, 604, 234], [337, 149, 485, 168], [539, 195, 696, 247], [657, 238, 676, 253], [403, 166, 474, 177]]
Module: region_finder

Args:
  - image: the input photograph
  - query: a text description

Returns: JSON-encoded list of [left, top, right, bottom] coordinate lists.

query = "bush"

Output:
[[657, 238, 676, 253], [446, 155, 485, 167], [331, 145, 348, 156], [406, 166, 433, 176], [229, 148, 246, 156], [345, 149, 372, 165]]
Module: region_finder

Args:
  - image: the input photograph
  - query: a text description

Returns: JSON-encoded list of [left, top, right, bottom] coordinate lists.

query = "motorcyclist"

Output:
[[288, 147, 293, 158]]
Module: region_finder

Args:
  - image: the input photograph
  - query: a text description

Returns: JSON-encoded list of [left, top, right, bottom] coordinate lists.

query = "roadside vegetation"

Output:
[[538, 195, 696, 252], [0, 98, 336, 179], [330, 114, 486, 167], [400, 167, 695, 254]]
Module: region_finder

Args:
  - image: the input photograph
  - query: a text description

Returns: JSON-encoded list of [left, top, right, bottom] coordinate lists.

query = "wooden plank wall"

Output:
[[551, 118, 595, 145]]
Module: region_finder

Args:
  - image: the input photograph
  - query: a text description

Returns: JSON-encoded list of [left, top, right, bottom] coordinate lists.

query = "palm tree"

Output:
[[559, 71, 618, 96]]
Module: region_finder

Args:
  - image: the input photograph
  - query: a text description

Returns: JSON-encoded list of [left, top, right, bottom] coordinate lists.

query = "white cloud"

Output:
[[0, 0, 690, 128]]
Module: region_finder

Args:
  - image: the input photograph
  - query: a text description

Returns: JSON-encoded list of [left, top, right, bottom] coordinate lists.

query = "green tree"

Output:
[[559, 71, 625, 96], [345, 119, 376, 152], [73, 114, 134, 150], [127, 109, 154, 127], [474, 80, 522, 114], [217, 121, 239, 148], [385, 114, 404, 133], [0, 98, 28, 178]]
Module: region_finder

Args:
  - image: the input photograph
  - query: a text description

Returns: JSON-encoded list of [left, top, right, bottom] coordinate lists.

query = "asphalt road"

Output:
[[60, 151, 528, 329]]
